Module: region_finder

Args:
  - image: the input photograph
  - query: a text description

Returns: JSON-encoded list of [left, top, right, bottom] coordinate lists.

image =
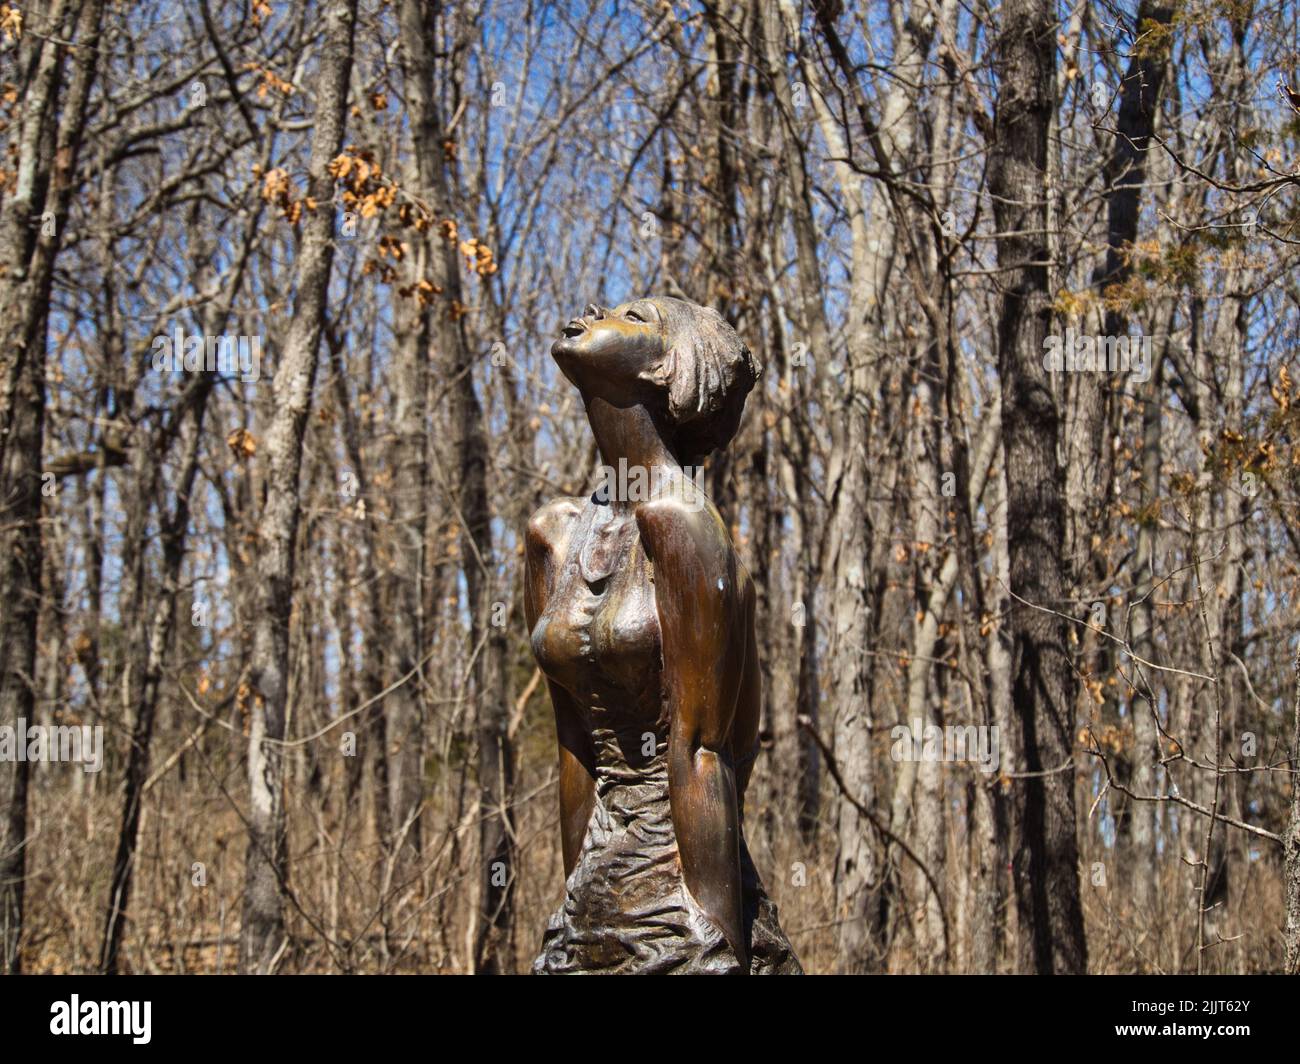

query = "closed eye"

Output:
[[625, 309, 644, 322]]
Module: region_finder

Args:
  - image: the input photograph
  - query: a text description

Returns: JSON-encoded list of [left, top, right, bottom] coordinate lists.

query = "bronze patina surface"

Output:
[[526, 296, 802, 975]]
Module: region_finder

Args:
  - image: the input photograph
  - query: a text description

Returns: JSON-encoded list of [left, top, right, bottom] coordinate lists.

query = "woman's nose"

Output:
[[584, 303, 606, 320]]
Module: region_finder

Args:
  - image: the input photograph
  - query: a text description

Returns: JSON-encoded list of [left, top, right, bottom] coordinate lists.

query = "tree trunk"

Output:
[[1095, 1, 1173, 921], [989, 0, 1088, 974], [1285, 647, 1300, 973], [0, 0, 103, 974], [394, 0, 516, 973], [239, 0, 357, 974]]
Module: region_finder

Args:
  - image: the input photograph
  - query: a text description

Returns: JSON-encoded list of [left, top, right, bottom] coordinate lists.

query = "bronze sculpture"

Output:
[[526, 296, 802, 974]]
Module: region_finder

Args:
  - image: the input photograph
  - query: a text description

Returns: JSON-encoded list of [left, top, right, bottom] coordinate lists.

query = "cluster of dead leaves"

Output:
[[1209, 427, 1276, 477], [1054, 240, 1201, 319], [375, 233, 405, 261], [0, 82, 18, 145], [253, 165, 313, 224], [236, 681, 255, 737], [331, 147, 447, 293], [0, 3, 21, 43], [1170, 364, 1300, 503], [243, 62, 294, 99], [397, 277, 445, 307], [391, 201, 431, 233], [1081, 721, 1128, 755], [240, 144, 501, 309], [459, 237, 498, 277], [1271, 363, 1299, 413], [258, 144, 405, 227], [363, 234, 407, 284], [70, 630, 95, 669], [226, 428, 256, 461], [329, 146, 396, 221]]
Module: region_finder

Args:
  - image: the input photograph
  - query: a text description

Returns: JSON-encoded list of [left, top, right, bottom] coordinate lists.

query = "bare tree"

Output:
[[240, 0, 358, 974], [0, 0, 104, 974], [988, 0, 1088, 974]]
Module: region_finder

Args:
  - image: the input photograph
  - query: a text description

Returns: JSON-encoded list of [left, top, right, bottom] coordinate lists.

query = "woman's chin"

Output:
[[551, 337, 580, 360]]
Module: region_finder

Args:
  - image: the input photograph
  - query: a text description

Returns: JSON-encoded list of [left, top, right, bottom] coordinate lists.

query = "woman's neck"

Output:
[[582, 395, 681, 514]]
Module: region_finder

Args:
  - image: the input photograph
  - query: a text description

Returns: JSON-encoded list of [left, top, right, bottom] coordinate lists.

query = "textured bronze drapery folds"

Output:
[[525, 297, 801, 974]]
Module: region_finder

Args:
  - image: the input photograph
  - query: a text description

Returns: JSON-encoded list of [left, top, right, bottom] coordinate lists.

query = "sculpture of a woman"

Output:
[[526, 296, 802, 974]]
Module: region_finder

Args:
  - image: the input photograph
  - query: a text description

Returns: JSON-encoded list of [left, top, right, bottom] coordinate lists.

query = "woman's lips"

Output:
[[561, 318, 587, 339]]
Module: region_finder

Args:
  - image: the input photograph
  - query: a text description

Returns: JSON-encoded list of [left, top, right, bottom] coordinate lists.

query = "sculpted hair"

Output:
[[641, 297, 761, 466]]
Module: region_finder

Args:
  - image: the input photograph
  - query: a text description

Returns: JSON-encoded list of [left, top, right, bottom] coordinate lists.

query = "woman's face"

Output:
[[551, 299, 665, 401]]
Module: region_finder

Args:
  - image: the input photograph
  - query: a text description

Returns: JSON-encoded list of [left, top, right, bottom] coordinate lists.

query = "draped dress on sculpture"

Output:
[[530, 493, 802, 975]]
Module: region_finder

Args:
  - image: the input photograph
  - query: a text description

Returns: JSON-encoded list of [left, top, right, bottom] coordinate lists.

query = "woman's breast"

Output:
[[531, 549, 663, 713]]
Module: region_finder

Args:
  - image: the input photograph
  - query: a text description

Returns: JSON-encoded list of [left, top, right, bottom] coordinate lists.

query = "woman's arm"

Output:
[[637, 496, 749, 969], [525, 500, 596, 878], [546, 681, 598, 877]]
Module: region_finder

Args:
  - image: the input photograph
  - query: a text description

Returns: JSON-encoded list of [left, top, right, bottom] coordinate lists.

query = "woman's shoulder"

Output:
[[635, 491, 752, 597], [526, 496, 585, 551]]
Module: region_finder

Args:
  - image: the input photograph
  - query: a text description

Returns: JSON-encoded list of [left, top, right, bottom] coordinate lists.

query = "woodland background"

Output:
[[2, 0, 1300, 975]]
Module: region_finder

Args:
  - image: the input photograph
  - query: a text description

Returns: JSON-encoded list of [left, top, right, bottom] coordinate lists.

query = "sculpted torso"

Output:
[[525, 296, 799, 975]]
